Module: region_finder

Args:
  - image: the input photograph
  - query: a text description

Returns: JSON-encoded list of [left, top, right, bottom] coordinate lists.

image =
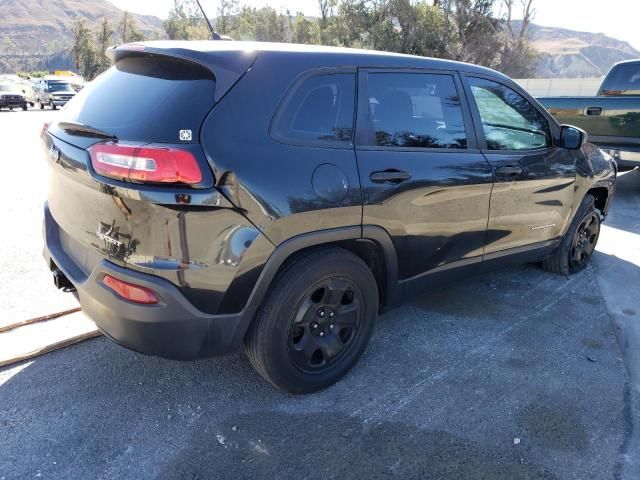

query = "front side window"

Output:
[[468, 77, 550, 151], [272, 73, 355, 145], [366, 72, 468, 149]]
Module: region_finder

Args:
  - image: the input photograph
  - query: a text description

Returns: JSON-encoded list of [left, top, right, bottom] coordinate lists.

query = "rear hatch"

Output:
[[44, 46, 255, 310]]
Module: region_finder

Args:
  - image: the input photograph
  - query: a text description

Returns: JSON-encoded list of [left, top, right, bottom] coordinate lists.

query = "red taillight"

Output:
[[41, 122, 50, 138], [90, 144, 202, 185], [103, 275, 159, 305]]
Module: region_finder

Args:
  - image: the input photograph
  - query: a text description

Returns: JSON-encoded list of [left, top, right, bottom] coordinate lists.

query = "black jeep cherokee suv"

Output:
[[42, 41, 616, 393]]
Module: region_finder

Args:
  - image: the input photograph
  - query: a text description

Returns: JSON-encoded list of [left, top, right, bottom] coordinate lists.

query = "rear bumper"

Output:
[[43, 205, 256, 360]]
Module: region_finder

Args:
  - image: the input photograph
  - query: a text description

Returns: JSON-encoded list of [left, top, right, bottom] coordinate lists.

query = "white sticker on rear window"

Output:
[[179, 130, 192, 141]]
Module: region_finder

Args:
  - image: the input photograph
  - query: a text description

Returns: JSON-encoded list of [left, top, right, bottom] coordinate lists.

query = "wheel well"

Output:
[[273, 239, 388, 308], [587, 187, 609, 215]]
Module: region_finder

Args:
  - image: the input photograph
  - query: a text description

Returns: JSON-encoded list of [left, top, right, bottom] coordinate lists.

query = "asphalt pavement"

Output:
[[0, 110, 638, 479]]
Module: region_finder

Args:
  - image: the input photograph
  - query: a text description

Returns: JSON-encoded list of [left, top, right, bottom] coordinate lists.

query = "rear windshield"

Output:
[[60, 55, 216, 143], [601, 62, 640, 95]]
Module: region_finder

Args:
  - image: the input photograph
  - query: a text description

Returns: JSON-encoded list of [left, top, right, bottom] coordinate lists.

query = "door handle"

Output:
[[369, 169, 412, 184], [586, 106, 603, 116], [496, 165, 523, 177]]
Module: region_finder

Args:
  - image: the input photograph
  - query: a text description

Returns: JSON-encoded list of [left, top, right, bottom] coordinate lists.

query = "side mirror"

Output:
[[559, 125, 587, 150]]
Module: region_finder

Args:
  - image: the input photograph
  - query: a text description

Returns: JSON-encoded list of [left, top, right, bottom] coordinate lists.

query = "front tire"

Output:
[[245, 247, 378, 394], [51, 101, 57, 110], [543, 194, 600, 275]]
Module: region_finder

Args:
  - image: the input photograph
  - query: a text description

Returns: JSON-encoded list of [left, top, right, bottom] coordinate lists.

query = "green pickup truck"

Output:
[[539, 59, 640, 170]]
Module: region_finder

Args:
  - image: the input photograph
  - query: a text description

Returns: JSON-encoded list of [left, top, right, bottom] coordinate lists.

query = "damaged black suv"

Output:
[[43, 41, 616, 393]]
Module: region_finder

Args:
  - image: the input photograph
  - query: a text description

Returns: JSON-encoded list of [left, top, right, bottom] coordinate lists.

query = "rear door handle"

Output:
[[369, 169, 412, 184], [586, 106, 603, 116], [496, 165, 523, 177]]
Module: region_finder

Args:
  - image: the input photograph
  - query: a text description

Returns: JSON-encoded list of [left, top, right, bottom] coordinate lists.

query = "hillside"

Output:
[[519, 22, 640, 78], [0, 0, 165, 73], [1, 1, 639, 78]]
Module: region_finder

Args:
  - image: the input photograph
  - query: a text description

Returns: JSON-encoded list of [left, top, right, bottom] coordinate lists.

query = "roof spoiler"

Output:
[[106, 44, 256, 102]]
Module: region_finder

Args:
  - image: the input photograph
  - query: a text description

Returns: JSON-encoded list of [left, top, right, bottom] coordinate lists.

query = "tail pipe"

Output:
[[53, 268, 76, 292]]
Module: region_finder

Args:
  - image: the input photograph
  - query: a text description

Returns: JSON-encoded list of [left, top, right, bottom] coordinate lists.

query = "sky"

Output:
[[108, 0, 640, 51]]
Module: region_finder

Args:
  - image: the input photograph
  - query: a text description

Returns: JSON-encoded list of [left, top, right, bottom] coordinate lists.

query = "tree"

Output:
[[163, 0, 211, 40], [292, 12, 321, 44], [217, 0, 240, 35], [439, 0, 503, 67], [317, 0, 338, 45], [232, 7, 291, 42], [155, 0, 538, 78], [498, 0, 538, 77], [365, 1, 448, 57], [96, 19, 114, 73], [71, 18, 99, 79], [119, 11, 145, 43], [164, 0, 211, 40]]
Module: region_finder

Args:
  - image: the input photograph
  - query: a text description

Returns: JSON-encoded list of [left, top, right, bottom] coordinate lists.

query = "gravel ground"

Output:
[[0, 110, 638, 479]]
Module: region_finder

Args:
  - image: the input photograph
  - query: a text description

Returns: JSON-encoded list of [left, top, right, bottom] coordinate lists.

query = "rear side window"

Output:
[[468, 77, 550, 151], [601, 62, 640, 94], [60, 56, 216, 143], [271, 73, 356, 146], [365, 72, 468, 149]]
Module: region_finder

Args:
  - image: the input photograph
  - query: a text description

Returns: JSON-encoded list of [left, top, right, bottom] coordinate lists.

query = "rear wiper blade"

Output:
[[57, 121, 117, 140]]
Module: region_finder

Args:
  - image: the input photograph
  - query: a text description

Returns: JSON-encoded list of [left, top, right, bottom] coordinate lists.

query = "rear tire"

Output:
[[51, 101, 57, 110], [245, 247, 378, 394], [543, 194, 600, 275], [22, 104, 27, 111], [39, 102, 44, 110]]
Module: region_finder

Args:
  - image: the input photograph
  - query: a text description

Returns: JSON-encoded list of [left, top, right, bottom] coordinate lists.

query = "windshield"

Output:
[[48, 83, 74, 93]]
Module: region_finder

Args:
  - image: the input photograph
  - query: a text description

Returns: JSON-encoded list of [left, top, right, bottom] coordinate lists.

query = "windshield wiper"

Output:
[[57, 121, 117, 140]]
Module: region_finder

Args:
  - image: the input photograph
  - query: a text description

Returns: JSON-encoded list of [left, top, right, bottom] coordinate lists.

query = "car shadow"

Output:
[[1, 263, 637, 478]]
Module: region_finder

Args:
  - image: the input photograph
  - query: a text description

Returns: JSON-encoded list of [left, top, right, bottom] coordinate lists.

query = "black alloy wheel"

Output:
[[244, 247, 378, 394], [569, 212, 600, 270], [288, 277, 363, 373]]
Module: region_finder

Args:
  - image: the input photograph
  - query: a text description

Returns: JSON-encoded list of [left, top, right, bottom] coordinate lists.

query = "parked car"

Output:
[[539, 59, 640, 170], [34, 78, 76, 110], [0, 83, 28, 111], [42, 41, 616, 393]]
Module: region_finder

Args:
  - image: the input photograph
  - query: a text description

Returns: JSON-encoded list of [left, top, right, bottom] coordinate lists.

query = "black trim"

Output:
[[245, 226, 401, 311], [482, 239, 559, 261], [398, 239, 559, 304]]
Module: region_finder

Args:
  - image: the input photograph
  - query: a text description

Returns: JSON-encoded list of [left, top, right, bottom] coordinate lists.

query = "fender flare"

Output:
[[231, 225, 401, 344]]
